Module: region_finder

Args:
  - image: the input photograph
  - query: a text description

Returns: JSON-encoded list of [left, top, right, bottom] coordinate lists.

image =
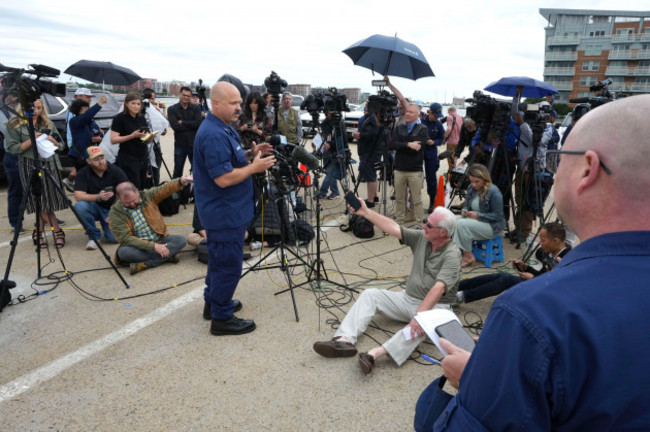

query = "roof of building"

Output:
[[539, 8, 650, 21]]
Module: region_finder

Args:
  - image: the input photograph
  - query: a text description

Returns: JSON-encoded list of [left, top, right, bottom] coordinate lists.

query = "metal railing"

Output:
[[608, 49, 650, 60], [545, 51, 578, 61], [544, 66, 575, 75], [547, 35, 581, 45]]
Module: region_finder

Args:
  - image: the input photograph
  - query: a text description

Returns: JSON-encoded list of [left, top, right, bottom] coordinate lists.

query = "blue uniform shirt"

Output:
[[435, 231, 650, 431], [193, 113, 253, 230]]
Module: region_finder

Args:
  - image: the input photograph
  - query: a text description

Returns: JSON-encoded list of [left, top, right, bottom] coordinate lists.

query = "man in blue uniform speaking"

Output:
[[193, 82, 275, 336], [430, 94, 650, 430]]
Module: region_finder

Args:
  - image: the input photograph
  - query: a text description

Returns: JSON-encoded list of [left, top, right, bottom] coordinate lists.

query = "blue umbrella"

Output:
[[343, 34, 435, 80], [484, 76, 558, 98]]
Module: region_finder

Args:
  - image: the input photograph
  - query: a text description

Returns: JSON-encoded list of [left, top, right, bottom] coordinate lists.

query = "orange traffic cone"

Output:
[[434, 175, 445, 209]]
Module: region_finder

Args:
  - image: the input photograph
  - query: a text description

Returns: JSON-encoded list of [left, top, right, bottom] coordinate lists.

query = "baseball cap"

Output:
[[75, 88, 92, 97], [85, 146, 104, 159], [429, 103, 443, 117]]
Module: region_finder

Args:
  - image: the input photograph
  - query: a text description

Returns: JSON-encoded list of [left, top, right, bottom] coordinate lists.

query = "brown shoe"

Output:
[[168, 255, 180, 264], [358, 352, 375, 375], [313, 338, 357, 358], [130, 262, 149, 275]]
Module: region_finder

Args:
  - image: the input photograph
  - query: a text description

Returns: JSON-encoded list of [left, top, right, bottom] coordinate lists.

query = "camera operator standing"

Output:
[[193, 82, 275, 336], [422, 103, 445, 213], [353, 105, 382, 207]]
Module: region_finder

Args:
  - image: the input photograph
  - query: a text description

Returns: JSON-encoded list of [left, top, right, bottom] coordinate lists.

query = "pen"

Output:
[[420, 354, 440, 365]]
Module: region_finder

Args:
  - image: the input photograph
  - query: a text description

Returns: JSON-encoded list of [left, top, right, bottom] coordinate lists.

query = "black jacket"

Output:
[[168, 103, 202, 148], [389, 122, 428, 171]]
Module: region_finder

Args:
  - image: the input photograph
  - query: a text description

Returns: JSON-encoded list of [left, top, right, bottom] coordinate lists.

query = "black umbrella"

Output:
[[64, 60, 141, 91], [343, 34, 434, 80]]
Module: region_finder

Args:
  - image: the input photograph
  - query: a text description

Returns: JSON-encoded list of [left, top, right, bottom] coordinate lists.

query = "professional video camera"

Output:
[[0, 63, 65, 109], [323, 87, 349, 114], [568, 77, 627, 119], [523, 103, 552, 150], [465, 90, 511, 149], [367, 90, 398, 125], [195, 78, 209, 111], [264, 71, 287, 98]]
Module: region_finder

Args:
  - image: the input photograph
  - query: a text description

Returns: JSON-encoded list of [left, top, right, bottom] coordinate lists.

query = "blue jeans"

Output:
[[459, 273, 522, 303], [173, 146, 193, 178], [3, 151, 24, 230], [74, 201, 115, 242], [319, 175, 340, 196], [204, 224, 247, 320], [117, 235, 186, 267]]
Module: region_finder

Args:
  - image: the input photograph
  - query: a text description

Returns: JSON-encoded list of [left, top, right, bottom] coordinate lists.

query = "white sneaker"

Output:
[[86, 240, 98, 250], [62, 178, 75, 192], [456, 291, 465, 304]]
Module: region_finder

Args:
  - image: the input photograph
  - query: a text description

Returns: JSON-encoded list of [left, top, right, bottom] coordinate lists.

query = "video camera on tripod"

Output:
[[568, 78, 627, 120], [264, 71, 288, 102], [195, 78, 209, 111], [465, 90, 511, 152], [0, 63, 66, 108]]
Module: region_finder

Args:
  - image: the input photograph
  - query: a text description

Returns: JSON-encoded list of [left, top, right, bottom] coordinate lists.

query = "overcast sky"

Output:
[[2, 0, 648, 103]]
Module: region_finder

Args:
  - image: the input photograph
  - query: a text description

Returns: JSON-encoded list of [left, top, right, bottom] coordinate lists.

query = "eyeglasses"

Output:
[[546, 150, 612, 175], [424, 222, 442, 230]]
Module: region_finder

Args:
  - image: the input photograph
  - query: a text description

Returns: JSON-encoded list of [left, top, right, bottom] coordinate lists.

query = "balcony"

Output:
[[547, 35, 581, 45], [545, 51, 578, 61], [608, 49, 650, 60], [626, 83, 650, 92], [546, 81, 573, 91], [606, 66, 650, 76], [611, 33, 650, 43], [544, 66, 575, 76]]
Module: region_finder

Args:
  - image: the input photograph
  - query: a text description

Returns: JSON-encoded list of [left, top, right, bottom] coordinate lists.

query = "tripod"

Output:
[[240, 185, 312, 322], [293, 169, 354, 292], [1, 103, 129, 298]]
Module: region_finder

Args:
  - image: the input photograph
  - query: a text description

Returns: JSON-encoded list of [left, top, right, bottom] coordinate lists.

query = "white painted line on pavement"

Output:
[[0, 286, 204, 404], [0, 215, 348, 404]]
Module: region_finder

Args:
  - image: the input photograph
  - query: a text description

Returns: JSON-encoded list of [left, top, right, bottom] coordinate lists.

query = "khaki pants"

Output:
[[446, 143, 457, 169], [334, 289, 452, 366], [394, 170, 423, 225]]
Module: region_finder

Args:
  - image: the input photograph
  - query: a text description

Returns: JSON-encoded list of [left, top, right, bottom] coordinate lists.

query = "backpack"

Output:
[[197, 239, 208, 264], [158, 183, 181, 216], [340, 214, 375, 239]]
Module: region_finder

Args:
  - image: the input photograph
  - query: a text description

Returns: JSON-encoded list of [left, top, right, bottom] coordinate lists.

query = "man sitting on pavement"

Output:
[[73, 146, 129, 250], [313, 203, 461, 375], [109, 176, 191, 274]]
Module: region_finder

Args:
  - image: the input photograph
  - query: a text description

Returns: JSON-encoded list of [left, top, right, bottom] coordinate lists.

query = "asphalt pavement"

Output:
[[0, 133, 532, 431]]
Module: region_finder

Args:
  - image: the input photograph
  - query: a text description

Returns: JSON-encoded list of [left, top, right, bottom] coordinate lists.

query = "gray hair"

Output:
[[433, 206, 456, 237], [463, 117, 475, 127]]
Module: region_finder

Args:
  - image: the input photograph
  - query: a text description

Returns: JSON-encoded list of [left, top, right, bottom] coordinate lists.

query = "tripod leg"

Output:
[[41, 168, 131, 289]]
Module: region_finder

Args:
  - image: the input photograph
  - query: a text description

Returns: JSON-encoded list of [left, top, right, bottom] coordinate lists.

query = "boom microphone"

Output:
[[28, 64, 60, 77], [569, 97, 591, 104], [291, 145, 320, 171]]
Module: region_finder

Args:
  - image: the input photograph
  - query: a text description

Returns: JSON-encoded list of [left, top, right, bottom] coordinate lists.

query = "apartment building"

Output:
[[540, 8, 650, 103]]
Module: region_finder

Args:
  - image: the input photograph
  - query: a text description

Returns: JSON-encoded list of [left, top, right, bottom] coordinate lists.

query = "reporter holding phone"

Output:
[[110, 92, 155, 189], [73, 146, 128, 250], [452, 164, 506, 267]]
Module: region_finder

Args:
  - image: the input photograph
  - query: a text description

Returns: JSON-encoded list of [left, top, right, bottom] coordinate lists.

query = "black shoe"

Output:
[[210, 316, 256, 336], [203, 299, 243, 320], [427, 206, 434, 214], [438, 150, 453, 160], [364, 200, 375, 208], [373, 197, 379, 203]]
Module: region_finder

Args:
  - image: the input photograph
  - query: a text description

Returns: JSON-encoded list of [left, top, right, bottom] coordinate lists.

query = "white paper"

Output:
[[401, 325, 414, 340], [414, 309, 462, 356], [35, 134, 57, 159], [312, 133, 324, 152]]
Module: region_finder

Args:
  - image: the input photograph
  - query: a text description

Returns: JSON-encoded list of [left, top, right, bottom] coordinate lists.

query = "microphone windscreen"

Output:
[[291, 146, 320, 171]]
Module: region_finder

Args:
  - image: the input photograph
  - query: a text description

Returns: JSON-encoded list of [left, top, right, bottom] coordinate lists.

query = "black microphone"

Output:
[[269, 135, 282, 148], [28, 64, 60, 77], [569, 97, 591, 104], [291, 145, 320, 171]]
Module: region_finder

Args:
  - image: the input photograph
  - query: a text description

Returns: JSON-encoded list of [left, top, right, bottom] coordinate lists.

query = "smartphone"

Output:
[[513, 261, 527, 272], [103, 186, 114, 193], [40, 128, 51, 135], [345, 191, 362, 211], [435, 320, 476, 353]]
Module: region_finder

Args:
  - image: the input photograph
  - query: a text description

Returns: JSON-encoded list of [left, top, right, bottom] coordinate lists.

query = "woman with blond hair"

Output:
[[5, 98, 67, 248], [453, 164, 506, 267]]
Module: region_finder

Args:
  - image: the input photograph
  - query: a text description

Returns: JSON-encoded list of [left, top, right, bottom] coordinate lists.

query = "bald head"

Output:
[[567, 95, 650, 196], [555, 95, 650, 239], [211, 82, 242, 123]]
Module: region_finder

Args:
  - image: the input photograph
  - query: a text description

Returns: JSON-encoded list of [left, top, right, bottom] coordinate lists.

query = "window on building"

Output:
[[589, 16, 611, 24], [582, 61, 600, 71], [564, 16, 583, 25], [639, 61, 650, 67], [580, 76, 597, 86], [612, 45, 630, 52], [615, 28, 634, 35], [585, 45, 603, 55], [588, 30, 606, 37], [578, 92, 591, 98], [610, 61, 628, 67], [614, 17, 639, 23]]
